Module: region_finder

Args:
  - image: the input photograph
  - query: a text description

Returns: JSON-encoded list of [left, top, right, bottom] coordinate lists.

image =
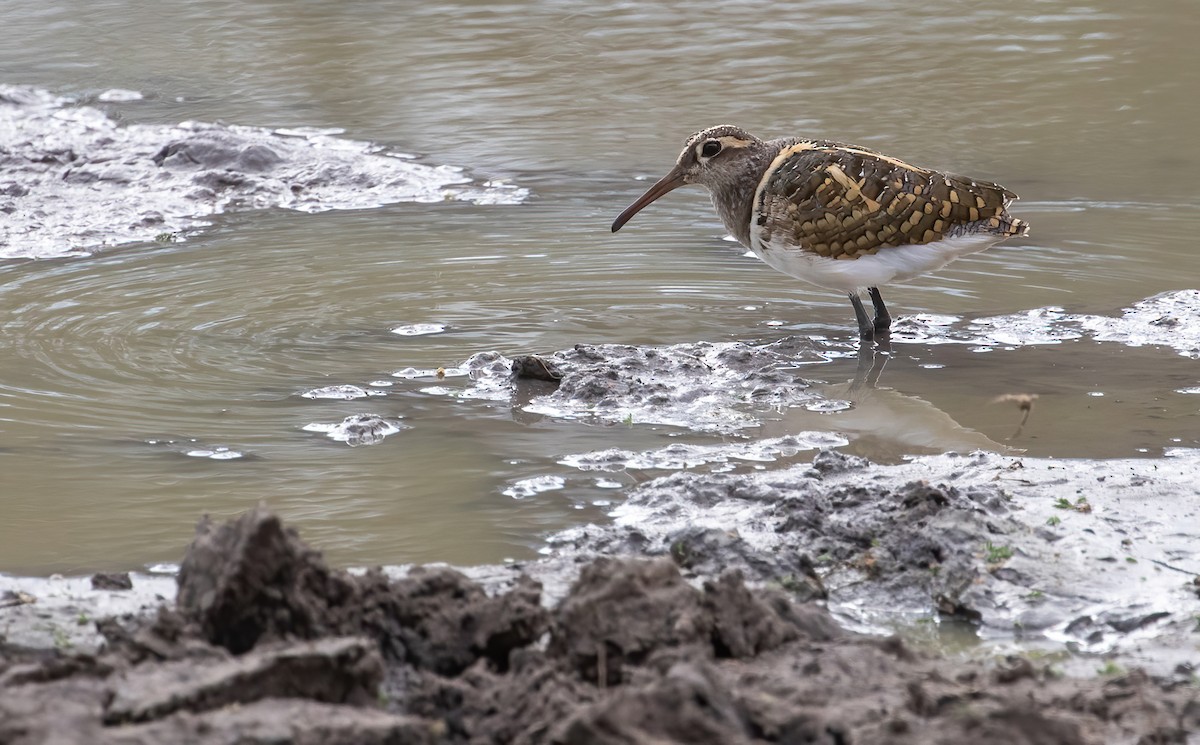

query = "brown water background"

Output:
[[2, 0, 1199, 573]]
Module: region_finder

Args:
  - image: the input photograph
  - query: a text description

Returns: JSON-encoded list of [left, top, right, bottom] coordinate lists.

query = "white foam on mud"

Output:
[[0, 85, 528, 259], [0, 572, 178, 653], [1077, 290, 1200, 358], [432, 292, 1200, 437], [502, 474, 566, 499], [560, 433, 849, 472], [96, 88, 144, 102], [513, 341, 826, 434], [302, 413, 406, 446], [390, 323, 448, 337], [146, 438, 246, 460], [894, 290, 1200, 359], [300, 384, 386, 400], [184, 446, 244, 460], [803, 399, 853, 413], [392, 366, 469, 379]]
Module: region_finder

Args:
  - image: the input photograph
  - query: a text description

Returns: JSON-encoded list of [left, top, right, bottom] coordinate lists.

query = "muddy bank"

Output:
[[3, 505, 1197, 744], [541, 448, 1200, 676], [0, 85, 526, 259]]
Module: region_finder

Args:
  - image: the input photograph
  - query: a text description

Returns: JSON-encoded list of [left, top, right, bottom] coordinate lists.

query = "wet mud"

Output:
[[547, 449, 1200, 674], [3, 505, 1197, 744]]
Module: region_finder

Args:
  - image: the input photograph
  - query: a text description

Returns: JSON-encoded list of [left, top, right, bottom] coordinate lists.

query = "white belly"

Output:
[[747, 231, 1002, 294]]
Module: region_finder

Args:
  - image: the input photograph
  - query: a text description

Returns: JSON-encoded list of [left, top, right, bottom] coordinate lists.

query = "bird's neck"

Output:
[[705, 141, 781, 248]]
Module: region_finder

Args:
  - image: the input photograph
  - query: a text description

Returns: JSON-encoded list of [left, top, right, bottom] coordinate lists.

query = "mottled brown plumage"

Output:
[[612, 125, 1030, 340], [755, 140, 1027, 259]]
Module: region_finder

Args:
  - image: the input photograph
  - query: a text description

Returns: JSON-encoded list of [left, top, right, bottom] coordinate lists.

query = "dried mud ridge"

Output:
[[3, 508, 1197, 744]]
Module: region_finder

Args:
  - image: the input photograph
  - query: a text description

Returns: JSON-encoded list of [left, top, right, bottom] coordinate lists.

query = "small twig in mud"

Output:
[[1147, 558, 1200, 577], [990, 393, 1038, 440], [597, 642, 607, 689], [0, 590, 36, 609]]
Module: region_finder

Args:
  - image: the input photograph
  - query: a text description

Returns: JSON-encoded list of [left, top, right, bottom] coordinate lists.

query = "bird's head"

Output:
[[611, 125, 763, 232]]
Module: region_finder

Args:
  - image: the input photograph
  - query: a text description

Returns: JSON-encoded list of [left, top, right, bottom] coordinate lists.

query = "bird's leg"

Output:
[[849, 292, 874, 341], [868, 287, 891, 333]]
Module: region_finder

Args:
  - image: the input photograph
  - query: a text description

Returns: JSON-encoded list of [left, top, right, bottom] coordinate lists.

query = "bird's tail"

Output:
[[998, 213, 1030, 238]]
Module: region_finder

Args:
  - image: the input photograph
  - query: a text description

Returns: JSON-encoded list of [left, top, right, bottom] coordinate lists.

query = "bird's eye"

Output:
[[700, 140, 722, 158]]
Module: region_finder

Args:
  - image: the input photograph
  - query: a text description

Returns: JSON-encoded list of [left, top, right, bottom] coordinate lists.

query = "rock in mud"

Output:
[[511, 354, 563, 383], [90, 572, 133, 591]]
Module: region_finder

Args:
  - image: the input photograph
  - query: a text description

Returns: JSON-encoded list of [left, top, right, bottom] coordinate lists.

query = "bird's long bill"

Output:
[[611, 166, 686, 232]]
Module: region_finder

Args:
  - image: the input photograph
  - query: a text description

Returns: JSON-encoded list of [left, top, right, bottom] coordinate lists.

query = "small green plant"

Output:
[[153, 232, 177, 243], [1125, 557, 1137, 564], [669, 540, 690, 562], [777, 574, 813, 594], [1053, 496, 1092, 513], [76, 613, 90, 626], [622, 412, 634, 426], [1024, 589, 1045, 601], [47, 624, 72, 651], [985, 541, 1014, 564], [1045, 516, 1061, 526], [1097, 660, 1125, 677]]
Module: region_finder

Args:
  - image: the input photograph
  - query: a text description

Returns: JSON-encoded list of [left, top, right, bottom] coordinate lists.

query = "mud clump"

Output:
[[548, 558, 829, 685], [175, 508, 359, 653], [2, 507, 1197, 744], [175, 506, 548, 670]]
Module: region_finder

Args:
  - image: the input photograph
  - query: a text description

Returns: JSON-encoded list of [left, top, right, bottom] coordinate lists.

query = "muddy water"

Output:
[[2, 1, 1199, 573]]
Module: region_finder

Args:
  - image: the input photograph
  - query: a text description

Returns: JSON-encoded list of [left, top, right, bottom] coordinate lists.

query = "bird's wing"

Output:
[[754, 141, 1027, 259]]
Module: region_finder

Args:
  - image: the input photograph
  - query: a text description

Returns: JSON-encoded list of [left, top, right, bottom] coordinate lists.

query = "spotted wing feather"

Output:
[[755, 141, 1029, 259]]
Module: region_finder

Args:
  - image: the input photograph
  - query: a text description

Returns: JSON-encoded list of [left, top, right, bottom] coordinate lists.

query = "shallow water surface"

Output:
[[2, 0, 1199, 573]]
